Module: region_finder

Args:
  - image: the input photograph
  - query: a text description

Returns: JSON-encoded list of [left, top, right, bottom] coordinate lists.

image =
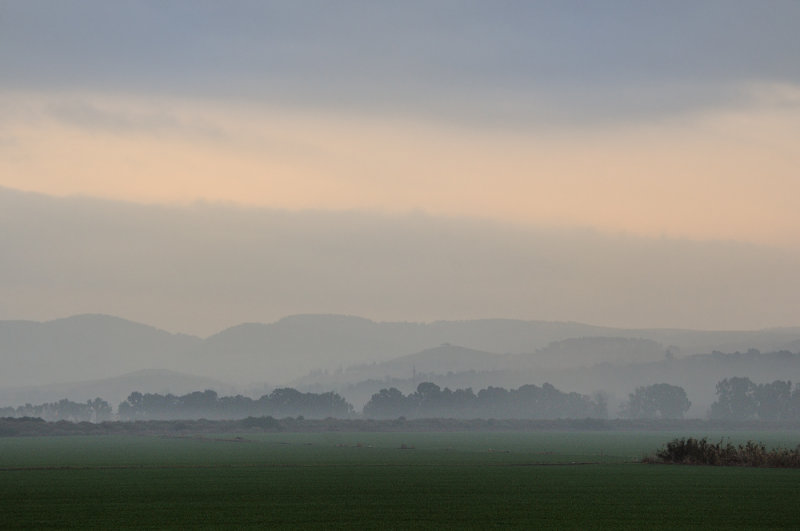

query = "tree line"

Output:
[[118, 388, 354, 420], [619, 377, 800, 421], [0, 389, 353, 422], [363, 382, 608, 419], [1, 382, 607, 422], [708, 377, 800, 421], [3, 377, 800, 422], [0, 398, 113, 423]]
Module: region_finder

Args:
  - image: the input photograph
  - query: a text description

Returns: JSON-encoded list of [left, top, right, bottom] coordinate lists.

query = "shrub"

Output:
[[650, 437, 800, 467], [240, 416, 281, 430]]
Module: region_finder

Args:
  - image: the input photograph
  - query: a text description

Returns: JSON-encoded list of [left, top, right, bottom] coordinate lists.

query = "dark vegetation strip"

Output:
[[647, 437, 800, 467], [6, 416, 800, 437], [0, 461, 606, 472]]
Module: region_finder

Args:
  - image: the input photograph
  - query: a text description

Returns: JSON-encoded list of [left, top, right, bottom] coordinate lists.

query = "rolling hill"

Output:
[[3, 313, 800, 409]]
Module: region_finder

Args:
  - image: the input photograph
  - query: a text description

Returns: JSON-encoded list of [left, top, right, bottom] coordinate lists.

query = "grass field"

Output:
[[2, 431, 799, 529]]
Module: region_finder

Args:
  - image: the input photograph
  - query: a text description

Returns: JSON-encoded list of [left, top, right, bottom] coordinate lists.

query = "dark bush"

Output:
[[650, 437, 800, 467], [241, 416, 281, 430]]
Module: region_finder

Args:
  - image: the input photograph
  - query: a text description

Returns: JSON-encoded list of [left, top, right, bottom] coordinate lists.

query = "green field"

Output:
[[2, 431, 799, 529]]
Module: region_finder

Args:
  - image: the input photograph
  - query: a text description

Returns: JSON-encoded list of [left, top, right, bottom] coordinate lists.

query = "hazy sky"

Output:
[[2, 2, 800, 334]]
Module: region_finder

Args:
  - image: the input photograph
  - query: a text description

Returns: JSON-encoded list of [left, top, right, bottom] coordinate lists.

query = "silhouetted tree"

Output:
[[755, 380, 792, 421], [87, 397, 113, 422], [710, 377, 757, 420], [710, 378, 800, 421], [117, 388, 353, 420], [5, 398, 109, 422], [363, 382, 605, 419], [362, 387, 409, 419], [621, 383, 691, 420]]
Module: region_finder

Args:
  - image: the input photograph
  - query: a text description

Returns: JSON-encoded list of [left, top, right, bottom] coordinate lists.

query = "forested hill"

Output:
[[2, 313, 800, 396]]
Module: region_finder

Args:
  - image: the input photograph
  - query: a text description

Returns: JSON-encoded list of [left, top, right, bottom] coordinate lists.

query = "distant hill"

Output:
[[292, 344, 511, 390], [316, 350, 800, 415], [4, 313, 800, 391], [192, 315, 621, 384], [521, 337, 668, 369], [780, 338, 800, 353], [0, 314, 201, 388], [0, 369, 232, 408], [381, 344, 511, 375], [197, 315, 800, 384], [193, 315, 431, 384]]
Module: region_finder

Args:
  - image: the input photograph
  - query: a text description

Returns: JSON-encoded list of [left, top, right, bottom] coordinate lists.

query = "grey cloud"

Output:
[[2, 1, 799, 126], [46, 101, 177, 133], [43, 100, 228, 140], [1, 186, 799, 337]]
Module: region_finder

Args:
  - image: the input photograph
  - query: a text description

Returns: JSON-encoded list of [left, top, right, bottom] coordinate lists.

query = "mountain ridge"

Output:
[[2, 313, 800, 400]]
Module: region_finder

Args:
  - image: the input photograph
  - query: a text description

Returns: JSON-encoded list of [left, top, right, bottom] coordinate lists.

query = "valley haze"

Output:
[[3, 186, 800, 338], [3, 312, 800, 417]]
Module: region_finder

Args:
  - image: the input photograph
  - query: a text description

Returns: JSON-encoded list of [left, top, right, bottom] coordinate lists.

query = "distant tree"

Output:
[[118, 391, 144, 420], [476, 386, 511, 417], [363, 387, 409, 419], [709, 378, 800, 421], [6, 398, 101, 422], [308, 391, 353, 418], [116, 387, 353, 420], [180, 389, 218, 417], [709, 377, 757, 420], [621, 383, 691, 420], [591, 391, 610, 419], [261, 388, 352, 418], [755, 380, 792, 421], [450, 387, 476, 414], [87, 398, 113, 422], [117, 401, 133, 421], [414, 382, 441, 402], [363, 382, 605, 420], [269, 388, 306, 417], [411, 382, 443, 416], [219, 395, 258, 418]]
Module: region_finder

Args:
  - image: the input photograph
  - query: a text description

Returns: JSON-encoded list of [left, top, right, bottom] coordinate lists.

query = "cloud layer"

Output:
[[2, 187, 799, 336], [2, 89, 799, 246], [3, 2, 800, 124], [2, 2, 799, 333]]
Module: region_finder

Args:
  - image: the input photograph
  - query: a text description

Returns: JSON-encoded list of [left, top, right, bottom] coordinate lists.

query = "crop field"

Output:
[[2, 431, 799, 529]]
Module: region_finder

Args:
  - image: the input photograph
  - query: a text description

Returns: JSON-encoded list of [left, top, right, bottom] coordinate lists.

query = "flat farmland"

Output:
[[1, 431, 799, 529]]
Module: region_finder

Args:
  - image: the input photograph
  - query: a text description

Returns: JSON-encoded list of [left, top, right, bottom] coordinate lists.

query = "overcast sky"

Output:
[[2, 2, 799, 334]]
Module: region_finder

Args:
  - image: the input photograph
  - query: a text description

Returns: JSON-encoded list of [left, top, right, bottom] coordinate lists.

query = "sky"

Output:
[[1, 1, 800, 335]]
